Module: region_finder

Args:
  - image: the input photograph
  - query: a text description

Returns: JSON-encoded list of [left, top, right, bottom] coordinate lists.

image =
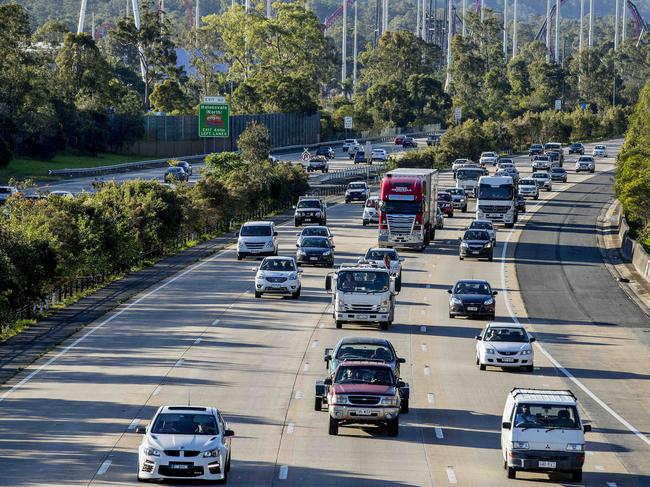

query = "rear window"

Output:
[[0, 188, 13, 194], [349, 183, 366, 189]]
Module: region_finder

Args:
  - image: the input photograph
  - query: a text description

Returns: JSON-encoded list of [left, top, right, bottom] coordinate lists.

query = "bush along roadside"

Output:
[[0, 155, 309, 336]]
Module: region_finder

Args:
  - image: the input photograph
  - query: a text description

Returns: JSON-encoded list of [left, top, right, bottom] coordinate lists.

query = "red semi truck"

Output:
[[378, 168, 438, 250]]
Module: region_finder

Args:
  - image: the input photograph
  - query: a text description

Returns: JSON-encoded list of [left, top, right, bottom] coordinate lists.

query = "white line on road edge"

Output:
[[0, 245, 232, 403], [427, 393, 435, 404], [421, 344, 428, 352], [96, 460, 112, 475], [153, 386, 162, 396], [500, 223, 650, 448], [424, 366, 431, 376], [287, 423, 295, 434], [303, 363, 310, 372], [435, 427, 444, 439], [446, 467, 457, 484], [279, 465, 289, 480], [127, 419, 140, 430], [311, 340, 318, 348], [606, 483, 617, 487]]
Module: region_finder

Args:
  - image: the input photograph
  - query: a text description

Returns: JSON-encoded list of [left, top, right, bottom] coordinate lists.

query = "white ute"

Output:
[[137, 405, 234, 483], [501, 389, 590, 482]]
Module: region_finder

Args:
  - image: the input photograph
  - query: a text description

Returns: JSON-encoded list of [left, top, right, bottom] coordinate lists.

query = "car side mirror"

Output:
[[583, 424, 591, 433], [135, 426, 147, 434], [325, 275, 332, 291], [331, 245, 335, 249], [399, 257, 404, 262], [398, 357, 406, 363], [492, 291, 498, 296], [475, 335, 482, 340], [296, 233, 300, 236], [251, 267, 258, 272], [397, 380, 406, 388], [224, 429, 235, 437], [447, 289, 452, 294], [502, 421, 512, 430], [324, 354, 331, 362], [529, 337, 536, 342], [324, 378, 332, 385], [395, 279, 401, 293], [298, 269, 303, 273], [296, 243, 299, 248], [235, 232, 239, 237], [292, 205, 296, 209], [273, 231, 278, 236]]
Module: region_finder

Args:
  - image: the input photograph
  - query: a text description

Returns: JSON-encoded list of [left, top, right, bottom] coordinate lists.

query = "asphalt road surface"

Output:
[[1, 140, 648, 486]]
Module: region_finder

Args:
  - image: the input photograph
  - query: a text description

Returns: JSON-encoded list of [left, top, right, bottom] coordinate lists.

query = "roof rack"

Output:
[[340, 358, 389, 364], [510, 388, 576, 400]]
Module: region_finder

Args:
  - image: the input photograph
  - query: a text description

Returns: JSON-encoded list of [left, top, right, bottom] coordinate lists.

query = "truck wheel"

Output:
[[505, 222, 514, 228], [294, 220, 301, 227], [387, 418, 399, 437], [488, 254, 493, 262], [328, 416, 339, 435], [363, 221, 367, 227], [459, 256, 464, 261], [462, 205, 467, 213], [571, 470, 583, 482], [335, 320, 343, 329], [237, 254, 242, 261], [400, 399, 409, 414], [534, 195, 539, 200], [314, 396, 322, 411]]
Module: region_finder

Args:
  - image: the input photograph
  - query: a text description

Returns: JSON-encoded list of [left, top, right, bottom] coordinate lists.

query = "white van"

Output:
[[236, 221, 279, 260], [501, 388, 591, 481]]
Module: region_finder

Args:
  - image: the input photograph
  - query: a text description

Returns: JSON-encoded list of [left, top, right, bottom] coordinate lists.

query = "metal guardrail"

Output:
[[47, 132, 432, 178], [320, 163, 386, 184]]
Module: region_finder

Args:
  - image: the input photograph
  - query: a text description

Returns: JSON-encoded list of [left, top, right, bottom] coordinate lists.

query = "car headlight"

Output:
[[238, 240, 245, 249], [484, 298, 494, 305], [380, 396, 398, 406], [520, 349, 532, 355], [288, 272, 298, 280], [332, 394, 349, 405], [143, 447, 160, 457], [265, 240, 274, 248], [203, 449, 220, 458], [460, 197, 466, 202], [323, 250, 331, 256], [297, 250, 306, 256], [451, 297, 462, 305], [460, 242, 468, 248], [485, 243, 492, 249], [511, 441, 529, 450], [566, 443, 584, 452], [335, 299, 344, 309]]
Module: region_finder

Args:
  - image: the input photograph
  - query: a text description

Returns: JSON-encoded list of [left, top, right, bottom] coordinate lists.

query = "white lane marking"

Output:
[[421, 344, 428, 352], [311, 340, 318, 348], [194, 337, 202, 345], [287, 423, 295, 434], [427, 393, 435, 404], [586, 451, 594, 456], [435, 427, 444, 439], [500, 219, 650, 448], [595, 465, 605, 471], [174, 358, 184, 367], [426, 284, 431, 288], [424, 366, 431, 376], [446, 467, 457, 484], [0, 244, 233, 403], [607, 483, 617, 487], [294, 391, 303, 400], [423, 295, 429, 301], [211, 319, 220, 326], [303, 363, 310, 372], [153, 386, 162, 396], [96, 460, 112, 475], [127, 419, 140, 430], [420, 325, 427, 333], [279, 465, 289, 480]]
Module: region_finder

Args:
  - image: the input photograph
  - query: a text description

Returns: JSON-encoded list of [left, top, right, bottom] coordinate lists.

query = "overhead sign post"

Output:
[[344, 116, 353, 129], [199, 97, 229, 138]]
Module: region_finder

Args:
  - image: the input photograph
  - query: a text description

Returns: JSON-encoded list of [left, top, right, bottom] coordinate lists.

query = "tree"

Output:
[[237, 122, 272, 164], [149, 79, 192, 114]]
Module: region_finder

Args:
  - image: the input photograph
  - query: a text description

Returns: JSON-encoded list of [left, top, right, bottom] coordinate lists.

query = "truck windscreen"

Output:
[[380, 201, 423, 214], [456, 170, 482, 180], [337, 271, 389, 293], [477, 184, 514, 200]]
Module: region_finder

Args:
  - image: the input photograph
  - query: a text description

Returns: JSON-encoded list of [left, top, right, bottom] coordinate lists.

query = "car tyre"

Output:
[[400, 399, 409, 414], [489, 314, 495, 320], [363, 221, 367, 227], [534, 195, 539, 200], [479, 363, 486, 371], [387, 417, 399, 437], [294, 220, 301, 227], [526, 365, 534, 372], [217, 466, 228, 484], [459, 256, 464, 261], [255, 291, 262, 299], [449, 313, 455, 319], [507, 467, 516, 479], [328, 416, 339, 436], [462, 205, 467, 213], [379, 321, 389, 330], [571, 470, 583, 482], [237, 254, 243, 261], [314, 396, 322, 411], [292, 288, 301, 299], [335, 320, 343, 329], [488, 254, 493, 262]]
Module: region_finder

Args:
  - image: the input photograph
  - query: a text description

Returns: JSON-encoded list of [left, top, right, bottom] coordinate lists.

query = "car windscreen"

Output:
[[151, 413, 219, 435], [240, 225, 272, 236], [302, 227, 328, 237], [335, 366, 394, 385], [454, 281, 491, 294], [545, 143, 561, 150], [595, 145, 606, 150], [260, 259, 295, 271], [513, 404, 579, 430], [301, 237, 329, 248], [335, 343, 394, 362], [550, 168, 565, 173], [297, 200, 320, 208], [0, 188, 12, 194], [520, 179, 536, 186], [477, 184, 513, 200], [578, 157, 594, 162], [456, 169, 482, 180], [470, 221, 492, 230], [444, 188, 464, 195], [484, 327, 528, 342], [532, 173, 548, 179], [366, 249, 398, 261], [349, 183, 366, 189], [365, 199, 377, 208], [464, 230, 490, 241], [380, 200, 422, 214], [337, 271, 389, 293], [499, 159, 514, 164], [438, 193, 452, 201]]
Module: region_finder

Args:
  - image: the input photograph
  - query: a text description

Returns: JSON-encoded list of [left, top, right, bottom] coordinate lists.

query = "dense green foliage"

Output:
[[616, 79, 650, 248]]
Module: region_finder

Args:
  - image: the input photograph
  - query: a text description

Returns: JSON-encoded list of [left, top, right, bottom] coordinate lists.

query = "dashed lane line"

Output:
[[96, 460, 112, 475]]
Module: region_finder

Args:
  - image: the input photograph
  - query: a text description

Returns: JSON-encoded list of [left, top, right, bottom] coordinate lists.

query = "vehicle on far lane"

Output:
[[531, 155, 551, 171], [475, 322, 535, 372], [448, 279, 497, 319], [393, 135, 405, 145], [0, 186, 18, 205], [516, 194, 527, 213], [371, 148, 388, 162], [176, 160, 193, 176], [236, 221, 279, 260], [353, 150, 368, 164], [467, 219, 496, 243], [294, 197, 327, 226], [342, 139, 359, 152], [443, 187, 468, 212], [345, 181, 370, 203], [316, 146, 335, 159], [307, 155, 329, 173], [296, 225, 333, 247], [401, 137, 417, 148], [480, 151, 499, 166], [164, 166, 189, 183], [459, 229, 494, 261], [437, 192, 454, 217], [528, 144, 544, 157], [531, 171, 553, 192], [575, 156, 596, 173], [434, 206, 444, 229], [592, 144, 609, 157], [363, 247, 404, 286], [136, 405, 234, 483]]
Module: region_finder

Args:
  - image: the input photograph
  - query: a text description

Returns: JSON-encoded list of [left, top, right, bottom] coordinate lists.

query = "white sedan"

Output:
[[254, 256, 302, 298], [371, 149, 388, 161], [592, 144, 608, 157], [363, 247, 404, 285], [137, 405, 234, 483], [475, 322, 535, 372]]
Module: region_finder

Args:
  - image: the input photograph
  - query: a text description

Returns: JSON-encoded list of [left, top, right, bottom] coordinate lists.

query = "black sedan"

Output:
[[448, 279, 497, 320], [402, 137, 417, 148], [568, 143, 584, 155], [459, 229, 494, 261], [549, 166, 568, 182], [316, 146, 335, 159], [177, 160, 193, 176], [164, 167, 189, 182], [296, 236, 335, 267]]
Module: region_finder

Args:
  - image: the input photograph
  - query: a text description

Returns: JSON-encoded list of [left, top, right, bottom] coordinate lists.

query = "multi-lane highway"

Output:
[[1, 140, 649, 486]]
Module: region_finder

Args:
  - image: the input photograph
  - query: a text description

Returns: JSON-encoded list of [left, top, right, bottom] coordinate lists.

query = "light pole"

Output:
[[545, 0, 551, 62], [503, 0, 508, 61], [353, 0, 358, 88], [579, 0, 584, 53], [342, 0, 347, 84], [512, 0, 518, 59], [462, 0, 466, 36], [615, 0, 620, 50], [554, 0, 560, 63], [622, 0, 627, 44], [588, 0, 594, 48], [445, 0, 453, 91]]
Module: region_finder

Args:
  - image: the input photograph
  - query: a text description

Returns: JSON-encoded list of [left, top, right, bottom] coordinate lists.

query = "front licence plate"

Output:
[[170, 464, 190, 470], [355, 409, 373, 416], [356, 314, 369, 319], [539, 461, 556, 469], [250, 249, 260, 253], [467, 306, 478, 311], [472, 251, 480, 255], [304, 218, 312, 221], [501, 357, 515, 363], [309, 257, 318, 261]]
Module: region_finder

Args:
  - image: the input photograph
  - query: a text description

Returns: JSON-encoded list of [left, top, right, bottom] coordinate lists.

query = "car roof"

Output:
[[510, 388, 577, 406], [455, 279, 490, 284], [486, 321, 525, 329], [338, 336, 392, 346], [472, 219, 493, 225], [159, 405, 216, 415], [243, 221, 273, 226], [301, 225, 328, 231], [263, 256, 294, 261]]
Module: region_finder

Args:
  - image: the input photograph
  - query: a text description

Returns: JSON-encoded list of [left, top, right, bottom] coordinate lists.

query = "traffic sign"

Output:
[[344, 116, 353, 129], [454, 107, 462, 122], [199, 102, 229, 138], [554, 99, 562, 111], [204, 96, 226, 103]]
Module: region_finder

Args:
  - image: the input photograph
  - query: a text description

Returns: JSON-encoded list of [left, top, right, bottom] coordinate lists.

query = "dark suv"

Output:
[[568, 143, 585, 155], [294, 197, 327, 226], [459, 229, 494, 261]]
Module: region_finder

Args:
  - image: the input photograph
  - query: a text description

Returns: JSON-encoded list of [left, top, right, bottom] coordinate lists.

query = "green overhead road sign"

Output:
[[199, 101, 229, 138]]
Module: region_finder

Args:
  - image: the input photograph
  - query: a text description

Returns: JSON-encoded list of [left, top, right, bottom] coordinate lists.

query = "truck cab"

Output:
[[476, 175, 518, 228], [325, 263, 400, 330], [455, 167, 484, 198]]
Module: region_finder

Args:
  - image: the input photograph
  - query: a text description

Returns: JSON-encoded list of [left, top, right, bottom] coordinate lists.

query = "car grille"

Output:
[[344, 304, 381, 312], [348, 396, 381, 406], [164, 450, 200, 457], [468, 245, 485, 251], [298, 211, 315, 216], [387, 215, 415, 235], [158, 464, 204, 477], [266, 276, 287, 283], [245, 242, 265, 249], [498, 351, 518, 356], [479, 205, 510, 213]]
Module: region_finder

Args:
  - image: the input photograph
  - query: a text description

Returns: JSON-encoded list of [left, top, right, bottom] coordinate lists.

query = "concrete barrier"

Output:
[[612, 200, 650, 282]]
